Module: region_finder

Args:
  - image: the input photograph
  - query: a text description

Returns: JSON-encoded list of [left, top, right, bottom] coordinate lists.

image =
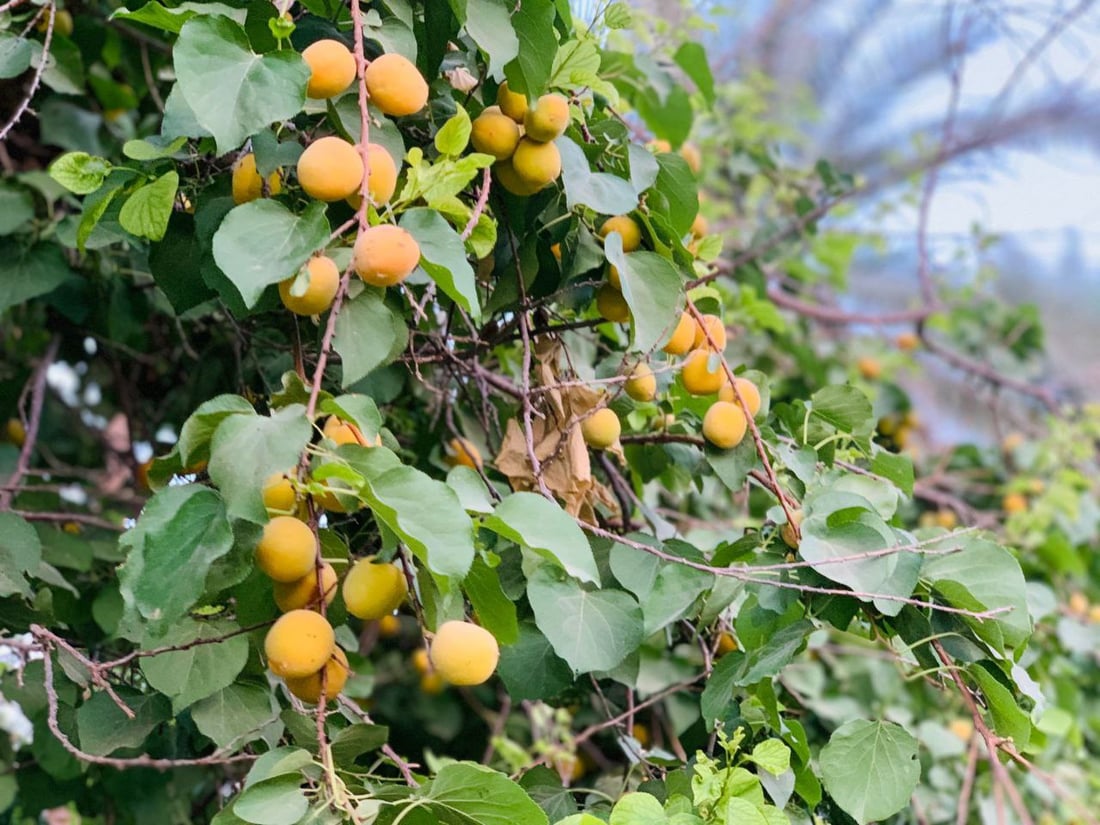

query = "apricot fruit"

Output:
[[353, 224, 421, 287], [411, 647, 431, 675], [471, 110, 521, 160], [232, 153, 282, 204], [429, 620, 499, 686], [581, 407, 621, 449], [948, 718, 974, 742], [691, 213, 708, 238], [364, 52, 428, 117], [420, 672, 446, 694], [494, 158, 542, 196], [378, 614, 401, 638], [279, 255, 340, 316], [284, 646, 349, 704], [273, 561, 338, 612], [632, 724, 650, 747], [511, 138, 561, 188], [264, 609, 335, 678], [496, 81, 528, 123], [857, 356, 881, 381], [302, 39, 356, 99], [445, 437, 483, 470], [934, 509, 958, 530], [5, 418, 25, 447], [596, 284, 630, 323], [718, 376, 762, 417], [680, 349, 724, 396], [524, 94, 569, 142], [680, 142, 701, 174], [343, 557, 408, 619], [649, 139, 672, 153], [262, 470, 297, 514], [780, 509, 802, 549], [1069, 591, 1089, 616], [896, 331, 919, 351], [297, 136, 364, 202], [322, 415, 377, 446], [1003, 492, 1027, 514], [600, 215, 642, 252], [255, 516, 318, 582], [662, 312, 696, 355], [716, 632, 738, 655], [359, 142, 399, 206], [624, 363, 657, 402], [702, 401, 747, 449], [692, 314, 727, 351]]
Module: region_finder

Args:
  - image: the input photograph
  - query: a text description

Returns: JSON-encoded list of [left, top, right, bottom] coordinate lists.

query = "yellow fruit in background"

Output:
[[411, 647, 431, 675], [662, 312, 696, 355], [285, 646, 350, 704], [692, 314, 726, 351], [649, 139, 672, 153], [857, 356, 881, 380], [302, 39, 356, 99], [39, 9, 73, 37], [948, 718, 974, 742], [716, 632, 738, 655], [718, 377, 761, 417], [471, 110, 522, 160], [632, 724, 650, 747], [446, 437, 483, 470], [690, 213, 708, 238], [262, 471, 297, 513], [599, 215, 642, 252], [1069, 591, 1089, 616], [496, 81, 528, 123], [624, 363, 657, 402], [279, 255, 341, 316], [231, 153, 282, 204], [523, 93, 569, 142], [511, 138, 561, 188], [343, 557, 408, 619], [702, 401, 747, 449], [896, 331, 920, 351], [680, 142, 701, 174], [494, 158, 542, 196], [581, 407, 621, 449], [781, 509, 802, 548], [1003, 492, 1027, 514], [420, 672, 446, 695], [255, 516, 317, 582], [297, 136, 364, 201], [429, 620, 499, 686], [596, 284, 630, 323], [5, 418, 26, 446], [934, 509, 958, 530], [353, 224, 421, 287], [365, 52, 428, 116], [378, 614, 401, 638], [264, 609, 335, 678], [273, 561, 338, 612], [322, 415, 379, 447], [1088, 605, 1100, 624], [1002, 432, 1025, 452], [681, 349, 723, 396]]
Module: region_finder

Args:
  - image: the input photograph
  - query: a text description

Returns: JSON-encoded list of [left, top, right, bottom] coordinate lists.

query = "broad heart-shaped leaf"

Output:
[[810, 384, 874, 443], [0, 513, 42, 598], [527, 566, 644, 675], [118, 171, 178, 241], [117, 484, 234, 639], [497, 622, 574, 701], [454, 0, 519, 79], [0, 32, 33, 79], [608, 538, 713, 635], [207, 404, 312, 524], [673, 42, 715, 106], [502, 0, 557, 99], [648, 153, 697, 237], [609, 792, 666, 825], [604, 233, 685, 353], [0, 239, 73, 314], [75, 689, 171, 757], [484, 492, 599, 584], [360, 465, 475, 580], [233, 776, 309, 825], [178, 393, 257, 468], [819, 719, 920, 824], [139, 619, 249, 713], [111, 1, 245, 34], [191, 682, 281, 750], [559, 138, 639, 215], [174, 16, 309, 154], [400, 208, 481, 320], [333, 286, 409, 387], [424, 762, 549, 825], [49, 151, 112, 194], [211, 200, 330, 309]]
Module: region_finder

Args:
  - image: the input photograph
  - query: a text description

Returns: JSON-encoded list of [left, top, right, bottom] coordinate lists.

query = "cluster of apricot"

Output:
[[472, 83, 569, 195]]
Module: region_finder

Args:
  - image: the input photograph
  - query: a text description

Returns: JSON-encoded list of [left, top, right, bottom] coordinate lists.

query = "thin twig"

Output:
[[1, 336, 60, 511]]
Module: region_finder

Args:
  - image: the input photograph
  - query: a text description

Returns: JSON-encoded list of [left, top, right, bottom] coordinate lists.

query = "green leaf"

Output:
[[870, 451, 914, 496], [330, 723, 389, 765], [648, 153, 697, 238], [706, 439, 757, 492], [497, 622, 574, 701], [119, 171, 178, 241], [527, 566, 643, 675], [464, 557, 519, 644], [150, 212, 216, 312], [435, 106, 473, 156], [75, 689, 171, 756], [609, 539, 713, 634], [174, 16, 309, 154], [234, 777, 309, 825], [749, 740, 791, 776], [502, 0, 557, 99], [192, 683, 281, 750], [0, 184, 34, 234], [810, 385, 874, 442], [425, 762, 549, 825], [77, 185, 123, 254], [333, 287, 409, 387], [140, 619, 249, 712], [460, 0, 520, 78], [559, 138, 638, 215], [603, 233, 685, 354], [178, 394, 257, 468], [969, 661, 1032, 747], [111, 1, 246, 34], [484, 493, 599, 584], [609, 793, 665, 825], [820, 720, 920, 824], [211, 200, 330, 308], [673, 43, 714, 106], [122, 135, 188, 161], [0, 513, 42, 598], [48, 152, 112, 195], [0, 33, 33, 79], [400, 208, 481, 320]]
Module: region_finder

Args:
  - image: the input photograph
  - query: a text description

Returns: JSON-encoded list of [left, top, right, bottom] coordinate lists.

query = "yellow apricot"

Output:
[[1069, 591, 1089, 616], [702, 401, 747, 450], [948, 718, 974, 742], [524, 94, 569, 142], [429, 620, 499, 686], [420, 672, 446, 694], [279, 255, 340, 316], [360, 143, 399, 206], [1003, 492, 1027, 514], [321, 416, 380, 447], [599, 215, 642, 252], [297, 136, 364, 202], [1002, 432, 1025, 452], [262, 471, 297, 514], [680, 349, 723, 396], [691, 213, 708, 238], [680, 142, 701, 174], [934, 509, 958, 530], [780, 509, 802, 548], [1088, 605, 1100, 624], [5, 418, 25, 447], [896, 331, 920, 351], [471, 111, 521, 160], [343, 557, 408, 620], [596, 284, 630, 323], [285, 646, 349, 704], [255, 516, 318, 582], [232, 153, 282, 205], [494, 158, 542, 196], [649, 139, 671, 153], [550, 243, 562, 262], [302, 39, 356, 99], [624, 363, 657, 402], [692, 314, 726, 351], [632, 723, 650, 747], [716, 632, 738, 655], [264, 609, 335, 678], [511, 138, 561, 188], [39, 9, 73, 37], [365, 52, 428, 116], [662, 312, 696, 355], [353, 224, 421, 287], [273, 561, 338, 612], [581, 407, 621, 450], [378, 614, 401, 638], [445, 437, 483, 470], [857, 356, 881, 381], [411, 647, 431, 675], [718, 376, 762, 417], [496, 81, 528, 123]]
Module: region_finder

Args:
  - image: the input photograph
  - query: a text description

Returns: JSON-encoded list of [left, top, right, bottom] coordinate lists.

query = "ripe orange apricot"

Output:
[[662, 312, 696, 355], [322, 415, 378, 446], [378, 613, 401, 638], [524, 94, 569, 142], [273, 561, 339, 612], [716, 632, 738, 655], [780, 509, 802, 548], [599, 215, 642, 252], [948, 718, 974, 742], [680, 142, 701, 174], [718, 376, 762, 417], [353, 224, 421, 287], [364, 53, 428, 117], [896, 331, 920, 351], [596, 284, 630, 323], [857, 356, 882, 381], [702, 401, 747, 449], [297, 136, 364, 202], [411, 647, 431, 675], [494, 158, 542, 196], [359, 143, 399, 206], [681, 349, 724, 396], [302, 39, 356, 99], [511, 138, 561, 189], [692, 314, 727, 351], [1003, 492, 1027, 514], [231, 153, 282, 204], [285, 646, 349, 704], [429, 620, 499, 686], [445, 437, 483, 470], [343, 557, 408, 620], [624, 363, 657, 402], [255, 516, 318, 582], [279, 255, 341, 316], [649, 139, 672, 153], [471, 110, 521, 160], [262, 470, 297, 514], [581, 407, 621, 449], [264, 609, 335, 678], [691, 213, 708, 238], [496, 81, 528, 123]]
